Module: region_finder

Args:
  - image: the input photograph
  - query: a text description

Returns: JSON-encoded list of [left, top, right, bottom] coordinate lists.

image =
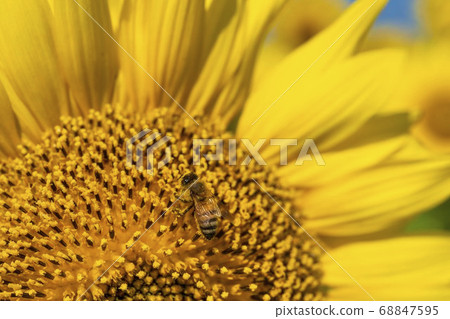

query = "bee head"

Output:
[[181, 172, 198, 187]]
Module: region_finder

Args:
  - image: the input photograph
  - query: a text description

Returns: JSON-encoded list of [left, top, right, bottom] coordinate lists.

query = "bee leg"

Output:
[[181, 204, 194, 216], [179, 198, 191, 204]]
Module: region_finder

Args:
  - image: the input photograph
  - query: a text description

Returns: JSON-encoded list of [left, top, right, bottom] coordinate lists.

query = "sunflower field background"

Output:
[[0, 0, 449, 302]]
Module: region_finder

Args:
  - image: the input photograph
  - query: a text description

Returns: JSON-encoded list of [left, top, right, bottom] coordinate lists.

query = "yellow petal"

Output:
[[187, 0, 286, 123], [253, 0, 347, 83], [238, 0, 388, 131], [54, 0, 119, 114], [360, 25, 412, 51], [242, 49, 406, 158], [301, 139, 450, 237], [118, 0, 205, 113], [324, 235, 450, 300], [274, 0, 346, 48], [108, 0, 124, 31], [0, 0, 67, 134], [278, 135, 408, 188], [0, 82, 21, 157], [277, 112, 412, 187]]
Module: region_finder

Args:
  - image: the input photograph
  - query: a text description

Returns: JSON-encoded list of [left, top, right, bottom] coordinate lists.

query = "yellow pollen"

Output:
[[0, 106, 323, 300], [182, 273, 191, 281]]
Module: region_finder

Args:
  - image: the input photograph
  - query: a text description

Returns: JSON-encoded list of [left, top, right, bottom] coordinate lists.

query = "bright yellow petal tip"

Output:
[[324, 235, 450, 300]]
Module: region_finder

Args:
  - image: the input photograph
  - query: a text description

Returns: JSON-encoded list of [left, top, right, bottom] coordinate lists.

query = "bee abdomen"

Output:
[[200, 217, 218, 240]]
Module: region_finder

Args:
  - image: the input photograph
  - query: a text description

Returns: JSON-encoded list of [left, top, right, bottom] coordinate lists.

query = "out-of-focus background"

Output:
[[359, 0, 417, 29], [358, 0, 450, 234], [368, 0, 449, 234], [257, 0, 450, 236]]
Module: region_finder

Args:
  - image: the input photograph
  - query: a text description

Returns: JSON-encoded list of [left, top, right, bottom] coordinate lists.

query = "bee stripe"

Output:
[[200, 222, 217, 229], [204, 233, 215, 240], [200, 228, 216, 235], [200, 226, 216, 231], [200, 217, 218, 226], [200, 221, 217, 229]]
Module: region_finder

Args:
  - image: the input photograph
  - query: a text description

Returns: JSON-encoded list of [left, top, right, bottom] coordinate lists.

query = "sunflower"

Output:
[[400, 0, 450, 153], [390, 42, 450, 154], [417, 0, 450, 38], [253, 0, 345, 80], [269, 0, 346, 48], [0, 0, 449, 301]]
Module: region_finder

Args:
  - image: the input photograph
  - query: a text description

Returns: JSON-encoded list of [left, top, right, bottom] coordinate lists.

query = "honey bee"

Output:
[[180, 173, 226, 240]]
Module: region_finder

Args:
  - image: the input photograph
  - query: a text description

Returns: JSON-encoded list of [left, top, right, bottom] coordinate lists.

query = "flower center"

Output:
[[423, 98, 450, 138], [0, 106, 323, 301], [414, 92, 450, 152]]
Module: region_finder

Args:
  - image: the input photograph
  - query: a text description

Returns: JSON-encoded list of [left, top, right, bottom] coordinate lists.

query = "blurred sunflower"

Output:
[[0, 0, 449, 301], [405, 0, 450, 153], [253, 0, 346, 80], [391, 42, 450, 154], [270, 0, 346, 48], [417, 0, 450, 39]]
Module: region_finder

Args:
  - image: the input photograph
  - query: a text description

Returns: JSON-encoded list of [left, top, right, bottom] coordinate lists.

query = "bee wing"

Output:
[[192, 197, 222, 218], [218, 201, 230, 219], [191, 184, 227, 219]]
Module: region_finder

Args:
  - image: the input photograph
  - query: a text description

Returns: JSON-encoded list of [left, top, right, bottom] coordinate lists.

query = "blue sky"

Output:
[[348, 0, 417, 30]]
